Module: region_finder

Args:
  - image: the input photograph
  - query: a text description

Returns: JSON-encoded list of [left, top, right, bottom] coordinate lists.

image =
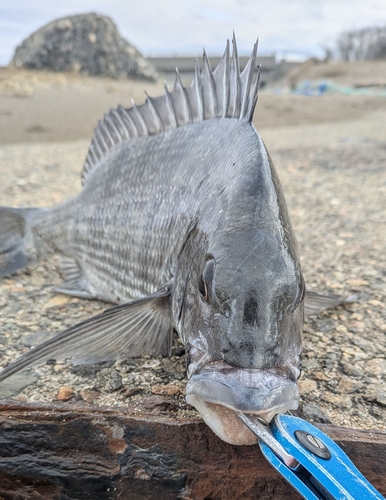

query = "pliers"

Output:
[[237, 413, 385, 500]]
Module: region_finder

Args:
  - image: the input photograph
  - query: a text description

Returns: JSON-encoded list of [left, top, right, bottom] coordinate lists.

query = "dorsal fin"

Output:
[[82, 35, 260, 185]]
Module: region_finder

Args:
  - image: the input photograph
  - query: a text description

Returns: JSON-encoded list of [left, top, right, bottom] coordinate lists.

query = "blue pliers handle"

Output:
[[237, 413, 385, 500]]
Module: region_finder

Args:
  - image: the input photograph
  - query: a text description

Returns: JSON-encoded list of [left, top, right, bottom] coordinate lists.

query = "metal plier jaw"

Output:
[[237, 413, 385, 500]]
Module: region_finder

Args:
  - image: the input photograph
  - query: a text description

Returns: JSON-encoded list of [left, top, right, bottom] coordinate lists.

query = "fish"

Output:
[[0, 36, 343, 445]]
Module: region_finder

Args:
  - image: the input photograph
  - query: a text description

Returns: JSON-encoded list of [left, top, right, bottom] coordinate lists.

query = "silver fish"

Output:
[[0, 37, 337, 445]]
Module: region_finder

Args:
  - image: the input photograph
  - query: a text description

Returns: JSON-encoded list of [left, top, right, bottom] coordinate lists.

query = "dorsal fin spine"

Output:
[[82, 35, 260, 185], [119, 106, 138, 138], [130, 102, 149, 136], [102, 116, 117, 146], [145, 93, 164, 132], [213, 40, 230, 117], [111, 109, 130, 139], [202, 50, 217, 119], [96, 127, 109, 153], [164, 83, 178, 128], [240, 39, 259, 119], [106, 113, 123, 142], [176, 70, 192, 123]]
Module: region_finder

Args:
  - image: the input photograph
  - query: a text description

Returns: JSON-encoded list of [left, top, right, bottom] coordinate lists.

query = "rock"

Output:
[[56, 385, 75, 401], [322, 392, 353, 410], [122, 386, 143, 398], [298, 379, 318, 395], [108, 370, 123, 391], [22, 330, 54, 347], [151, 384, 180, 396], [78, 388, 100, 404], [11, 13, 158, 81], [314, 371, 330, 381], [341, 361, 362, 377], [301, 402, 332, 424], [0, 297, 8, 308], [0, 370, 40, 398], [44, 294, 71, 309], [364, 358, 386, 377], [346, 279, 369, 287], [335, 376, 363, 394], [364, 384, 386, 407]]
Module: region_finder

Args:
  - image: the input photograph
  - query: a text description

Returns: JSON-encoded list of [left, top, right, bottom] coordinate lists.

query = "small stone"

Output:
[[367, 300, 383, 307], [0, 297, 8, 308], [151, 384, 180, 396], [364, 384, 386, 406], [44, 294, 71, 309], [108, 370, 123, 391], [346, 279, 369, 287], [122, 387, 143, 398], [322, 392, 353, 410], [347, 321, 365, 333], [78, 389, 100, 404], [335, 376, 364, 394], [340, 362, 362, 378], [301, 402, 332, 424], [314, 371, 330, 381], [364, 358, 386, 377], [56, 385, 75, 401], [22, 330, 54, 347], [298, 379, 318, 395], [0, 369, 40, 398]]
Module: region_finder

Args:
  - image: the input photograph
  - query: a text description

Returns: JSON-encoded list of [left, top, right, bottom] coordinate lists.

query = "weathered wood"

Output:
[[0, 399, 385, 500]]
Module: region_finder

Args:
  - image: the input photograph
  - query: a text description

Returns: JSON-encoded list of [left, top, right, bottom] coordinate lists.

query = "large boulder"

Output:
[[11, 13, 158, 81]]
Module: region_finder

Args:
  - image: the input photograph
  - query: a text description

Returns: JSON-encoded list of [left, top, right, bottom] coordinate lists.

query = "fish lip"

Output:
[[186, 361, 299, 417]]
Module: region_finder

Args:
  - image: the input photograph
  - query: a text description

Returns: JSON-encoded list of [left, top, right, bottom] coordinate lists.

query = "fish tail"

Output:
[[0, 206, 45, 278]]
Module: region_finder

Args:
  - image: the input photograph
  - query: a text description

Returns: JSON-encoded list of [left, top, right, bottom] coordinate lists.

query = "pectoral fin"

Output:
[[0, 286, 173, 383], [305, 291, 356, 316]]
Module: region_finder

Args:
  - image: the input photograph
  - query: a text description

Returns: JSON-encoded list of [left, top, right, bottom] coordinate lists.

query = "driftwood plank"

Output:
[[0, 400, 385, 500]]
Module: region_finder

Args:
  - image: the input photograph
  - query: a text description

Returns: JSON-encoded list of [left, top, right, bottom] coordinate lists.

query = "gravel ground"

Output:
[[0, 131, 385, 431]]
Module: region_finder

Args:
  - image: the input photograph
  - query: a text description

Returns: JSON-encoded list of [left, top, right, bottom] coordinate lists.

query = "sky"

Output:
[[1, 0, 386, 65]]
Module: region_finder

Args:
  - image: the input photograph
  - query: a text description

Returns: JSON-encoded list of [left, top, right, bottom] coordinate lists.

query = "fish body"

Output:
[[0, 38, 305, 445]]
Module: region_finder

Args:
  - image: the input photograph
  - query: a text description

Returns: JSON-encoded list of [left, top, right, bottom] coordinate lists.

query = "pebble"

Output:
[[22, 330, 54, 347], [323, 393, 353, 410], [340, 362, 362, 378], [364, 358, 386, 377], [298, 379, 318, 395], [335, 376, 364, 394], [364, 384, 386, 407], [79, 388, 100, 404], [0, 370, 40, 399], [56, 385, 75, 401], [44, 295, 71, 309], [301, 402, 332, 424], [151, 384, 180, 396]]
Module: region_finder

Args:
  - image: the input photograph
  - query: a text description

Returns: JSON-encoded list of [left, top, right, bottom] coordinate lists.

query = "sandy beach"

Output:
[[0, 63, 385, 432]]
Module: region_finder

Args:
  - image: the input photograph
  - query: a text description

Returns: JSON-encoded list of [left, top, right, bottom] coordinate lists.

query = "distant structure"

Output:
[[11, 13, 158, 81]]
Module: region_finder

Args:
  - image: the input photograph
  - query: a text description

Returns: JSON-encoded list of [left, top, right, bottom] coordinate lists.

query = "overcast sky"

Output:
[[1, 0, 386, 65]]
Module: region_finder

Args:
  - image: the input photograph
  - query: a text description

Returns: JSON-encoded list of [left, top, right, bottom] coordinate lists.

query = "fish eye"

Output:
[[198, 257, 215, 303]]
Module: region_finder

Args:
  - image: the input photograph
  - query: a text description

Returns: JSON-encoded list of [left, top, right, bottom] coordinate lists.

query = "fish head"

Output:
[[174, 220, 304, 445]]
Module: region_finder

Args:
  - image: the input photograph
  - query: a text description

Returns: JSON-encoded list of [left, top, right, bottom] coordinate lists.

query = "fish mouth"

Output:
[[186, 362, 299, 445]]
